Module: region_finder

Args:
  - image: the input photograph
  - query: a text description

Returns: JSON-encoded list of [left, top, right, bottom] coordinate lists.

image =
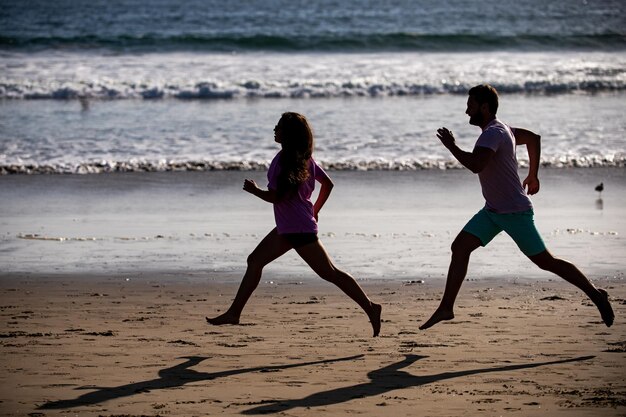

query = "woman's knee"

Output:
[[246, 252, 266, 271], [317, 265, 341, 284]]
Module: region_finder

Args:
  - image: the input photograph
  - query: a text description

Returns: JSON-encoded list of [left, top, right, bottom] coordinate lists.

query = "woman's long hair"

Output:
[[276, 112, 314, 200]]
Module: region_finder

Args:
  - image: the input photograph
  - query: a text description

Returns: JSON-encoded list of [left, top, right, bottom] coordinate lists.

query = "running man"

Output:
[[420, 84, 614, 330]]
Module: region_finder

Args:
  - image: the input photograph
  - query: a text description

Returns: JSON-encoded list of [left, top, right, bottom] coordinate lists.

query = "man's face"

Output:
[[465, 96, 484, 126]]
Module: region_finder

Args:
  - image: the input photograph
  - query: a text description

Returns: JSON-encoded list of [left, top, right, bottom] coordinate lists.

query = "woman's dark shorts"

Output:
[[282, 232, 319, 249]]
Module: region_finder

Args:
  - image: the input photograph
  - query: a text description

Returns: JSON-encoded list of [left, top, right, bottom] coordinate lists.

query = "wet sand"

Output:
[[1, 168, 625, 280]]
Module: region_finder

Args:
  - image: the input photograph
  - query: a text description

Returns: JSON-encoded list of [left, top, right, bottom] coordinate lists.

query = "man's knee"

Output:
[[450, 239, 464, 255], [451, 232, 481, 257], [529, 250, 555, 271]]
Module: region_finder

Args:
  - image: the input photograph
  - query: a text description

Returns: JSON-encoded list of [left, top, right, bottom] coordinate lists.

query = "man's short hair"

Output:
[[468, 84, 499, 115]]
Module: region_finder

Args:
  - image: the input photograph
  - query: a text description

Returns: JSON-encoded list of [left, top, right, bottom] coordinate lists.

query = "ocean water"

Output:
[[1, 0, 625, 173], [1, 1, 625, 277]]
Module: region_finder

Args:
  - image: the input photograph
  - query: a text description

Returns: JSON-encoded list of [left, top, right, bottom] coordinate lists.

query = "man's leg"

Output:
[[529, 250, 614, 327], [420, 231, 482, 330]]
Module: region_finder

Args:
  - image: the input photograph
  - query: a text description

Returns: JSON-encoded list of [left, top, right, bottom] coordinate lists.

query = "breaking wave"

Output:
[[3, 155, 624, 175], [2, 79, 624, 100]]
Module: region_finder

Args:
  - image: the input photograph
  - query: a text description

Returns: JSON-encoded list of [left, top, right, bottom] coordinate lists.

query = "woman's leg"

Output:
[[294, 240, 382, 337], [206, 229, 292, 325]]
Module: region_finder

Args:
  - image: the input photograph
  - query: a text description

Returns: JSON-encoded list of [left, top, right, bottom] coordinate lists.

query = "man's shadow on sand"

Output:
[[38, 353, 593, 412], [242, 354, 595, 415]]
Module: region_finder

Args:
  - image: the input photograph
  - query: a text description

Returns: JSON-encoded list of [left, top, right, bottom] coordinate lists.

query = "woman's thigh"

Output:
[[248, 228, 293, 267], [294, 240, 337, 278]]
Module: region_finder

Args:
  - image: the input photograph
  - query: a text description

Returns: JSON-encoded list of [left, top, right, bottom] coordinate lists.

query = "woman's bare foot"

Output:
[[419, 308, 454, 330], [596, 288, 614, 327], [206, 312, 240, 325], [369, 303, 382, 337]]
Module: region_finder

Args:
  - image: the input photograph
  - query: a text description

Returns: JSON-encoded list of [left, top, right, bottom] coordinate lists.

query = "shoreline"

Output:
[[1, 167, 625, 280], [2, 168, 625, 279], [1, 269, 623, 285]]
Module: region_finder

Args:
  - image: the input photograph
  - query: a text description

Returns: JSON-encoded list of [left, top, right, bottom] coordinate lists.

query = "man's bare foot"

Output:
[[206, 312, 239, 325], [596, 289, 614, 327], [368, 303, 382, 337], [419, 309, 454, 330]]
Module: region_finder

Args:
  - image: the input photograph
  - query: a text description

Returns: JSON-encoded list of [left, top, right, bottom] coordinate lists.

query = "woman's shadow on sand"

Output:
[[38, 353, 594, 412], [37, 354, 365, 410]]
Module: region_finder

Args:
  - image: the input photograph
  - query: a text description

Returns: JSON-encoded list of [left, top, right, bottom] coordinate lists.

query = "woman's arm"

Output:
[[243, 179, 278, 203], [513, 127, 541, 195], [313, 176, 334, 220]]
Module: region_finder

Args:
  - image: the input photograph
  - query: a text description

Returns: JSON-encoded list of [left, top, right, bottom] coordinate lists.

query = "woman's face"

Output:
[[274, 120, 284, 144]]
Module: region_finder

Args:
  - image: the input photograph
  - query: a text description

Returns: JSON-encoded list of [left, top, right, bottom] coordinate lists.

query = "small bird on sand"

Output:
[[595, 182, 604, 196]]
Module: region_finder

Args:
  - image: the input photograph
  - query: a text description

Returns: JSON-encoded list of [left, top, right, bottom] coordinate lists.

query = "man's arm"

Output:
[[243, 179, 278, 203], [437, 127, 494, 173], [513, 128, 541, 195]]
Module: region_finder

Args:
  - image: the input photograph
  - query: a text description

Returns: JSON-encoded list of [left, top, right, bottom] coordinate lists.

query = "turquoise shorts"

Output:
[[463, 208, 546, 256]]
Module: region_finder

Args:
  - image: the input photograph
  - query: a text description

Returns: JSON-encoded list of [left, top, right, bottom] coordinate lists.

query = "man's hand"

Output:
[[437, 127, 456, 149], [243, 179, 259, 194], [523, 175, 540, 195]]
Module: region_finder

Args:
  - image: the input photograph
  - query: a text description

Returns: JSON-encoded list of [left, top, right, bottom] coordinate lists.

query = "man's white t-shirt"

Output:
[[474, 119, 533, 214]]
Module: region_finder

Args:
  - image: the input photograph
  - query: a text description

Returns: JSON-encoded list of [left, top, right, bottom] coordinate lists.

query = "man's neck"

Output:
[[480, 116, 497, 131]]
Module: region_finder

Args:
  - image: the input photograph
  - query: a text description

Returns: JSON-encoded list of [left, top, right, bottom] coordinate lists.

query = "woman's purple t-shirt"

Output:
[[267, 152, 330, 234]]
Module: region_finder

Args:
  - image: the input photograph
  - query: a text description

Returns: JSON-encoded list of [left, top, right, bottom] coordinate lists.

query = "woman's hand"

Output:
[[243, 179, 259, 195], [243, 179, 278, 203]]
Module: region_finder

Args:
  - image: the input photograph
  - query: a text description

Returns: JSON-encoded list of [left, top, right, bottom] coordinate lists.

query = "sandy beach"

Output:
[[0, 274, 624, 416], [2, 0, 625, 414], [1, 168, 625, 416]]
